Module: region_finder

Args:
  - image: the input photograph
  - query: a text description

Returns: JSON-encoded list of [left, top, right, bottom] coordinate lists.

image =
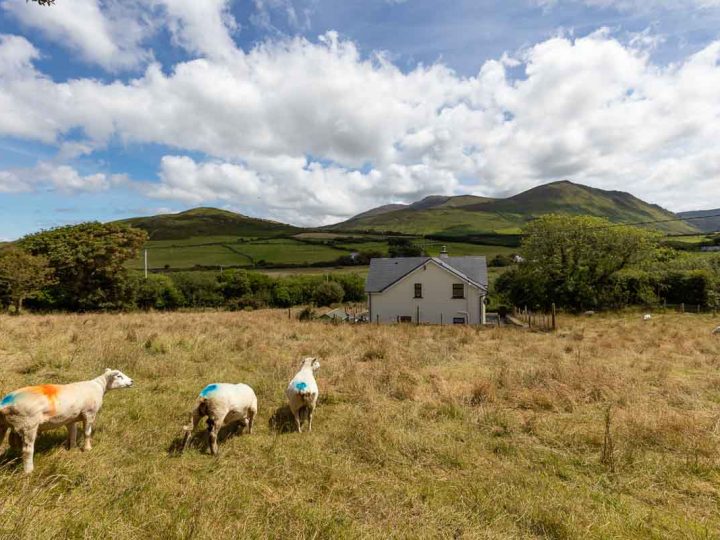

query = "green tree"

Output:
[[20, 222, 147, 311], [313, 281, 344, 306], [497, 215, 659, 310], [134, 274, 183, 310], [0, 246, 55, 313]]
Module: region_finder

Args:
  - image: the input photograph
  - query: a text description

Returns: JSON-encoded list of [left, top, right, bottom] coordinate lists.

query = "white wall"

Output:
[[369, 261, 485, 325]]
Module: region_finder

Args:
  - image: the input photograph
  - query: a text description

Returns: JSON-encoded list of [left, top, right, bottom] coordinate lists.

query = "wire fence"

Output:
[[510, 305, 557, 331]]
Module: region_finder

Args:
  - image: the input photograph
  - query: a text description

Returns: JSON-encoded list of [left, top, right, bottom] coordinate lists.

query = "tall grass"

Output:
[[0, 311, 718, 538]]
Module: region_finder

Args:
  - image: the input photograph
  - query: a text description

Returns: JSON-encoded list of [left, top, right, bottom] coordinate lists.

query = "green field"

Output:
[[126, 235, 517, 271]]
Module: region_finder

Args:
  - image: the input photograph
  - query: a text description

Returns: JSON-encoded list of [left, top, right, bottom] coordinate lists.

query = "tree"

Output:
[[497, 215, 659, 310], [30, 0, 55, 5], [0, 246, 54, 313], [20, 222, 147, 311], [388, 238, 423, 257], [313, 281, 344, 306]]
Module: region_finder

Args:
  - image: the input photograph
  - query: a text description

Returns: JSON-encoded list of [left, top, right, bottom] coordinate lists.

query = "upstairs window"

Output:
[[414, 283, 422, 298], [452, 283, 465, 299]]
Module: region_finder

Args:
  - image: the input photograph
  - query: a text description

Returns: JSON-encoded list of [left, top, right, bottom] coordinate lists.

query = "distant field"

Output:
[[127, 235, 516, 271], [1, 311, 718, 537]]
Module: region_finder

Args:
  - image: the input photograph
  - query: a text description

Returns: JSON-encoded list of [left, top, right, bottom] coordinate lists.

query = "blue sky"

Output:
[[2, 0, 720, 239]]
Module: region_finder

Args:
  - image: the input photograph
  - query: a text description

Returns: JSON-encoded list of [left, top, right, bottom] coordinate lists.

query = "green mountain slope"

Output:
[[118, 207, 300, 240], [331, 181, 697, 236], [678, 209, 720, 233]]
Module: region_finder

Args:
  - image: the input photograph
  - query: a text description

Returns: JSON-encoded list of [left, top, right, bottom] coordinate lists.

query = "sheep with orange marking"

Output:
[[286, 357, 320, 433], [181, 383, 257, 456], [0, 369, 133, 474]]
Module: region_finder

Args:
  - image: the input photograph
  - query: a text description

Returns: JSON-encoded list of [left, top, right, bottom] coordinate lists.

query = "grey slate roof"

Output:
[[365, 256, 488, 293]]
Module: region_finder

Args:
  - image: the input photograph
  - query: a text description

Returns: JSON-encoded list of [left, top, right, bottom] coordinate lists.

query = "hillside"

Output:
[[118, 207, 299, 240], [332, 181, 698, 236], [679, 209, 720, 233]]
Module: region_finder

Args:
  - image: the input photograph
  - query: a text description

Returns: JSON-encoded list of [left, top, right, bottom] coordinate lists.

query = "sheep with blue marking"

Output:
[[286, 357, 320, 433], [181, 383, 257, 455], [0, 369, 134, 474]]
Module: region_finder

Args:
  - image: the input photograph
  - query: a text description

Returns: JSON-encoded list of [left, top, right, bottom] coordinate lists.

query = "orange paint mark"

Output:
[[20, 384, 61, 415]]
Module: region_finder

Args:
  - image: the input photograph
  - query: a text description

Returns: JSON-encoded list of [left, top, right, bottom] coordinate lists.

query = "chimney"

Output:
[[439, 245, 449, 259]]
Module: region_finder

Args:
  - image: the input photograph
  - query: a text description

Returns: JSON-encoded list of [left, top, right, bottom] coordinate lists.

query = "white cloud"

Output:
[[0, 162, 120, 193], [155, 0, 239, 61], [2, 29, 720, 223], [1, 0, 154, 71]]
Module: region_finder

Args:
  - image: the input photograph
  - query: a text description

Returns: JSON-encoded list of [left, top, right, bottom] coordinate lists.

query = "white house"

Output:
[[365, 250, 488, 325]]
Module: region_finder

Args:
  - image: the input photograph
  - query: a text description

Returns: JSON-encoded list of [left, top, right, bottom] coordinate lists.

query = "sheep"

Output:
[[0, 368, 133, 474], [286, 357, 320, 433], [181, 383, 257, 456], [643, 314, 652, 321], [713, 326, 720, 335]]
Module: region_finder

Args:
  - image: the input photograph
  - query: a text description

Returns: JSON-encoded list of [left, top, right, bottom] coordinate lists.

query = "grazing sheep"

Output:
[[286, 357, 320, 433], [181, 383, 257, 456], [0, 369, 134, 474], [713, 326, 720, 335], [643, 314, 652, 321]]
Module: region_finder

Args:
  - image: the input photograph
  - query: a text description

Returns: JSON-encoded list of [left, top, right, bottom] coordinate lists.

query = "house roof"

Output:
[[365, 256, 488, 293]]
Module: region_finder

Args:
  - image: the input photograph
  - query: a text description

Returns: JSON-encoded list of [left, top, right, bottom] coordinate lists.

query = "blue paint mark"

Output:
[[0, 393, 15, 407], [200, 384, 218, 398], [294, 382, 308, 392]]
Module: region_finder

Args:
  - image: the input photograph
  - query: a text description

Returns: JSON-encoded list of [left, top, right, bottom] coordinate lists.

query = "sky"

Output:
[[2, 0, 720, 239]]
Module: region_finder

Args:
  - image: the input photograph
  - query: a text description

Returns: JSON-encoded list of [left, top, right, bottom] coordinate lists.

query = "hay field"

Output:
[[0, 311, 719, 539]]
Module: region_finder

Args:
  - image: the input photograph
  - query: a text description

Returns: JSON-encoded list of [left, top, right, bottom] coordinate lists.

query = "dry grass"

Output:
[[1, 311, 719, 539]]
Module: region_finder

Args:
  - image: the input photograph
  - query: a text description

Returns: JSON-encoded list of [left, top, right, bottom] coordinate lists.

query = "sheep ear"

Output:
[[105, 368, 112, 374], [312, 359, 320, 370]]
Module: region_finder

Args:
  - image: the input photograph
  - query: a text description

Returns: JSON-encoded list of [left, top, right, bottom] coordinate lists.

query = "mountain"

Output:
[[678, 209, 720, 233], [330, 181, 698, 236], [118, 207, 300, 240]]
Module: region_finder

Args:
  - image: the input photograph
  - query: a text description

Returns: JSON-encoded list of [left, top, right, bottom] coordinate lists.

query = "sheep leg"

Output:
[[208, 419, 221, 456], [307, 406, 314, 433], [81, 412, 96, 451], [246, 409, 255, 435], [181, 410, 201, 453], [293, 409, 302, 433], [66, 423, 77, 450], [20, 426, 38, 474], [0, 424, 7, 450]]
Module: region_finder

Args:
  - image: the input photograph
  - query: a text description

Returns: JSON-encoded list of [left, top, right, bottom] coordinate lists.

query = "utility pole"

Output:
[[144, 249, 148, 279]]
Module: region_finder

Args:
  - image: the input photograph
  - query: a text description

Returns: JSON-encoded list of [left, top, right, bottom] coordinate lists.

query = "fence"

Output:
[[511, 304, 557, 331]]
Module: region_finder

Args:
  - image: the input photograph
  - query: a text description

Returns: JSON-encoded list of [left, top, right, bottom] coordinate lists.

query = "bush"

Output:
[[313, 281, 344, 306], [135, 274, 183, 310], [169, 272, 223, 307]]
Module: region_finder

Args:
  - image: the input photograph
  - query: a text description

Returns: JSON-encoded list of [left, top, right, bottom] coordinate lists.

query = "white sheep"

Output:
[[0, 369, 134, 474], [181, 383, 257, 456], [286, 357, 320, 433], [713, 326, 720, 335], [643, 314, 652, 321]]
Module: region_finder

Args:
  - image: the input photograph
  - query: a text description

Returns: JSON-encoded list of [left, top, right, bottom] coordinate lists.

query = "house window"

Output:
[[452, 283, 465, 299], [453, 317, 466, 325], [398, 316, 412, 323], [414, 283, 422, 298]]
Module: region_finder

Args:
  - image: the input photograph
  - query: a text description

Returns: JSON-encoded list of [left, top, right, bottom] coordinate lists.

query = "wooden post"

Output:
[[681, 303, 685, 313], [551, 303, 556, 331], [528, 311, 532, 330], [376, 314, 379, 325], [288, 308, 291, 320], [440, 313, 443, 326]]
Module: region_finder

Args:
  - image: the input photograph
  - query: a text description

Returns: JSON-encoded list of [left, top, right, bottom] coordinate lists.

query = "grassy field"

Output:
[[1, 311, 719, 538], [126, 236, 516, 271]]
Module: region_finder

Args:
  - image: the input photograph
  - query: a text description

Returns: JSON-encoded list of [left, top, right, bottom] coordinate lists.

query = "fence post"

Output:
[[440, 313, 443, 326], [376, 314, 379, 325], [551, 303, 557, 331], [416, 305, 420, 326], [681, 303, 685, 313], [528, 311, 532, 330], [288, 308, 291, 320]]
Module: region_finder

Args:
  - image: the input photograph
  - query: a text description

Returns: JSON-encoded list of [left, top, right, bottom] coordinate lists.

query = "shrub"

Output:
[[135, 274, 183, 310], [313, 281, 345, 306], [169, 272, 223, 307]]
